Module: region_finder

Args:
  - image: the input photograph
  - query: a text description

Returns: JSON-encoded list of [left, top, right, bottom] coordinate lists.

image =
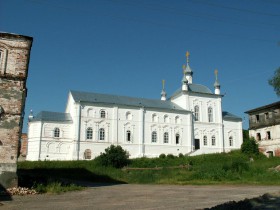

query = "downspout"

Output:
[[38, 121, 43, 160], [77, 103, 82, 160]]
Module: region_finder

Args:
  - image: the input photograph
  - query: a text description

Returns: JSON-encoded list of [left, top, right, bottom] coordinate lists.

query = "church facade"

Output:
[[26, 53, 243, 161]]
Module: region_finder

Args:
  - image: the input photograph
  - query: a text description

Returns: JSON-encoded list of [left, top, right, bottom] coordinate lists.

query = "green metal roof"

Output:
[[222, 111, 242, 121], [70, 90, 189, 112], [31, 111, 72, 122]]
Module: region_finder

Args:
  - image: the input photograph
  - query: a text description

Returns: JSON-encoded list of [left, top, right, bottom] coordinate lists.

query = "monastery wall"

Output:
[[0, 33, 32, 188]]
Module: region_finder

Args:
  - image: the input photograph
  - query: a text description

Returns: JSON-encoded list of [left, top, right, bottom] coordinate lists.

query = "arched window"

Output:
[[84, 149, 91, 160], [175, 116, 180, 124], [99, 128, 105, 140], [152, 114, 157, 122], [100, 110, 106, 118], [152, 131, 157, 143], [87, 109, 93, 117], [0, 140, 3, 146], [54, 128, 60, 138], [229, 136, 233, 146], [164, 132, 169, 143], [194, 106, 199, 121], [203, 136, 207, 146], [208, 107, 213, 122], [126, 130, 131, 142], [126, 112, 132, 120], [86, 127, 93, 140], [164, 115, 169, 123], [176, 133, 180, 144], [212, 135, 216, 146]]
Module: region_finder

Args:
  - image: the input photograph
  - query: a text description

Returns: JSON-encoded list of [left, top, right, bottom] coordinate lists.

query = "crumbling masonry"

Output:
[[0, 33, 33, 188]]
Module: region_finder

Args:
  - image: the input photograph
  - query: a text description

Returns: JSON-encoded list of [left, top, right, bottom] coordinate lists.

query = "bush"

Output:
[[241, 137, 259, 155], [95, 145, 130, 168], [167, 154, 175, 159], [159, 154, 166, 159], [178, 153, 184, 158]]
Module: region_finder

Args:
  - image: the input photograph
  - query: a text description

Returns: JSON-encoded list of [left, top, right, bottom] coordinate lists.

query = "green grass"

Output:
[[18, 150, 280, 191]]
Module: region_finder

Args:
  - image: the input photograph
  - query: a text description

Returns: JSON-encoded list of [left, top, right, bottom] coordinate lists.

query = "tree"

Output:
[[268, 67, 280, 96], [241, 137, 259, 155], [95, 145, 130, 168]]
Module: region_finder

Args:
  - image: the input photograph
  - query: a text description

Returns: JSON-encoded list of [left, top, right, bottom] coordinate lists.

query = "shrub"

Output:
[[178, 153, 184, 158], [159, 154, 166, 159], [167, 154, 175, 159], [95, 145, 130, 168], [241, 137, 259, 155]]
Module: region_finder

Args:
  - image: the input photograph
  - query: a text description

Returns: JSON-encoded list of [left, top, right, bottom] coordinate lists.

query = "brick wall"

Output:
[[0, 33, 33, 188]]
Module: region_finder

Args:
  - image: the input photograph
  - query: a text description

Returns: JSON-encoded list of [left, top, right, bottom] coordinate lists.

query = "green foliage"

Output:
[[243, 129, 249, 140], [95, 145, 130, 168], [178, 153, 184, 158], [241, 138, 259, 155], [268, 67, 280, 96], [159, 154, 166, 158], [18, 150, 280, 186], [33, 181, 83, 194], [167, 154, 175, 159]]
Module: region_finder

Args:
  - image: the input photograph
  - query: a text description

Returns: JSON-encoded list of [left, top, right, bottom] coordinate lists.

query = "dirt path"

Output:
[[1, 184, 280, 210]]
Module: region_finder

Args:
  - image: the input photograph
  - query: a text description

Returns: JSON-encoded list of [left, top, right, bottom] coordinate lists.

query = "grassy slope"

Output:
[[18, 151, 280, 186]]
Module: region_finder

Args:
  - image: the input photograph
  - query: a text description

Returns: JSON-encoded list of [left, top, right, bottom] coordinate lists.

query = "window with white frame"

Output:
[[54, 128, 60, 138], [212, 135, 216, 146], [152, 131, 157, 143], [126, 130, 131, 142], [164, 132, 169, 143], [229, 136, 233, 146], [100, 110, 106, 118], [86, 127, 93, 140], [194, 105, 199, 121], [203, 135, 207, 146], [99, 128, 105, 140], [208, 107, 213, 122]]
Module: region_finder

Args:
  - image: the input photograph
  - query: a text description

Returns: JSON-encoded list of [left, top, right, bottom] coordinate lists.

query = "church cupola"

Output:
[[214, 69, 221, 95], [182, 65, 188, 91], [161, 80, 167, 101], [28, 109, 34, 121], [185, 51, 193, 84]]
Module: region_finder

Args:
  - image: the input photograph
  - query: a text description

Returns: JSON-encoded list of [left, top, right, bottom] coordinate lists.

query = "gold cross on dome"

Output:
[[162, 79, 165, 90], [186, 51, 190, 63], [214, 69, 218, 79]]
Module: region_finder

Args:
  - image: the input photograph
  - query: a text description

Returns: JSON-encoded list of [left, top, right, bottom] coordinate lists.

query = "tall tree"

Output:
[[268, 67, 280, 96]]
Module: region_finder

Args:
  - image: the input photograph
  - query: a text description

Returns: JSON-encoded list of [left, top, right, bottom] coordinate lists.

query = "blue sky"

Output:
[[1, 0, 279, 132]]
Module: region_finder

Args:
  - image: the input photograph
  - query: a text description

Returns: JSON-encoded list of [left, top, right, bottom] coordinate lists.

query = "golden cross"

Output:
[[214, 69, 218, 79], [186, 51, 190, 63], [162, 79, 165, 90]]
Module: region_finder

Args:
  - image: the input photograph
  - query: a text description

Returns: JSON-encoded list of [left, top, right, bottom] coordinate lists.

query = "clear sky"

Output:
[[1, 0, 279, 132]]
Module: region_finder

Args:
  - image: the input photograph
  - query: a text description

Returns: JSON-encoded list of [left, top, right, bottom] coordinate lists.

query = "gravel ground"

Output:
[[0, 184, 280, 210]]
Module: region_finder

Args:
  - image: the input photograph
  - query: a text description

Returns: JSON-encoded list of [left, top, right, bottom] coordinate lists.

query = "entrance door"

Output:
[[195, 139, 200, 150]]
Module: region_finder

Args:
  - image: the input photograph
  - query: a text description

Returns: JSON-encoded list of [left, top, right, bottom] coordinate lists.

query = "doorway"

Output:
[[195, 139, 200, 150]]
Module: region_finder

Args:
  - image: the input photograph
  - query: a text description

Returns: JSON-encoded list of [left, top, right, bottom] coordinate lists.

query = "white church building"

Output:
[[26, 53, 243, 161]]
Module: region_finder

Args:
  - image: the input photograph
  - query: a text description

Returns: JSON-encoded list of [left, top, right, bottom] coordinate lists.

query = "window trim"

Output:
[[151, 131, 157, 143], [164, 132, 169, 143], [208, 107, 213, 122], [100, 110, 106, 118], [54, 127, 60, 138], [203, 135, 207, 146], [86, 127, 93, 140], [194, 105, 199, 121], [211, 135, 216, 146], [229, 136, 233, 146], [99, 128, 105, 140]]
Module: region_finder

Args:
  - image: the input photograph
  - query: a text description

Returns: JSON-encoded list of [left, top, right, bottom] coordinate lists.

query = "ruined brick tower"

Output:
[[0, 32, 33, 188]]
